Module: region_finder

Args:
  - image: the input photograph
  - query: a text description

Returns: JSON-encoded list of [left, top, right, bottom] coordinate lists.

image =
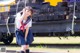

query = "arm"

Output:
[[24, 19, 32, 41], [20, 12, 28, 22], [20, 8, 29, 22], [25, 27, 29, 41]]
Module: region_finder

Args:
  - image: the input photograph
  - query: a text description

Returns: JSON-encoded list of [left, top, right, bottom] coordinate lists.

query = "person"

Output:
[[15, 6, 34, 53]]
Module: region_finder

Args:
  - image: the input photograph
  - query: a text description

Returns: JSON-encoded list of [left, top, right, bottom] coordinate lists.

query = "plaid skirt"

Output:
[[15, 29, 34, 45]]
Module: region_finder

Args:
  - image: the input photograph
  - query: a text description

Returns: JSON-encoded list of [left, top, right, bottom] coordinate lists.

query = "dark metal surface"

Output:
[[0, 20, 80, 33]]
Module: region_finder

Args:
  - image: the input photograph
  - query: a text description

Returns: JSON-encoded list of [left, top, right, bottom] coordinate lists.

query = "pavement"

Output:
[[0, 50, 53, 53]]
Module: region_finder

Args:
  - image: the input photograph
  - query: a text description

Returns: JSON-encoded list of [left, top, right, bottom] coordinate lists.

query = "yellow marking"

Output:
[[44, 0, 63, 6], [0, 0, 15, 12]]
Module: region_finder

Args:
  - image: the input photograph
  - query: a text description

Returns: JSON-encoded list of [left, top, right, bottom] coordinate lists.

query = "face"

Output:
[[26, 10, 32, 16], [22, 8, 32, 17]]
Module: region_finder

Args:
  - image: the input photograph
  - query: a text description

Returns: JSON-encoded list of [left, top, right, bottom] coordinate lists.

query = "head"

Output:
[[23, 6, 33, 17]]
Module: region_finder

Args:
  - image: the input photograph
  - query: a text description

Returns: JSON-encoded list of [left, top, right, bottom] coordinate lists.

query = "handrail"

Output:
[[71, 0, 76, 34]]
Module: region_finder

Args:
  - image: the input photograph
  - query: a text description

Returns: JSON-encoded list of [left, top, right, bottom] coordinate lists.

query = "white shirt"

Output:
[[15, 12, 32, 29]]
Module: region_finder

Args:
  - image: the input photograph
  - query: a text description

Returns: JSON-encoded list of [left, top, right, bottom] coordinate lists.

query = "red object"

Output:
[[20, 21, 26, 32], [19, 17, 31, 31]]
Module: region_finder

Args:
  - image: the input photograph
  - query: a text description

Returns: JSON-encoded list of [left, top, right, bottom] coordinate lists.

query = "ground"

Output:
[[1, 36, 80, 53]]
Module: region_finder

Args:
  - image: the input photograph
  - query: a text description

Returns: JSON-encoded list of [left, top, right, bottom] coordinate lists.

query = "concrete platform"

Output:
[[0, 50, 52, 53]]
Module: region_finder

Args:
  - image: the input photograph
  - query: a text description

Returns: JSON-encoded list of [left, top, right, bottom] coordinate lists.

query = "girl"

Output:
[[15, 6, 34, 53]]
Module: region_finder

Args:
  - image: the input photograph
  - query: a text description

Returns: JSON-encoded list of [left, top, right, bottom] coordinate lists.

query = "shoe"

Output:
[[26, 49, 29, 53], [21, 51, 25, 53], [16, 50, 25, 53]]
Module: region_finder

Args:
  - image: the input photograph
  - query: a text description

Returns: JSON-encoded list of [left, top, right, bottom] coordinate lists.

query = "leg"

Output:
[[21, 45, 26, 52], [21, 45, 29, 53], [25, 45, 30, 53]]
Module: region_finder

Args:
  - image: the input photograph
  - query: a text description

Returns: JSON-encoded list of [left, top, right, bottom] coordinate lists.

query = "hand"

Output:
[[25, 37, 27, 42]]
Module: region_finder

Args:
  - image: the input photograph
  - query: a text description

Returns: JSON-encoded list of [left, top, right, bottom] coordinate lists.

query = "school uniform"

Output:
[[15, 12, 34, 45]]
